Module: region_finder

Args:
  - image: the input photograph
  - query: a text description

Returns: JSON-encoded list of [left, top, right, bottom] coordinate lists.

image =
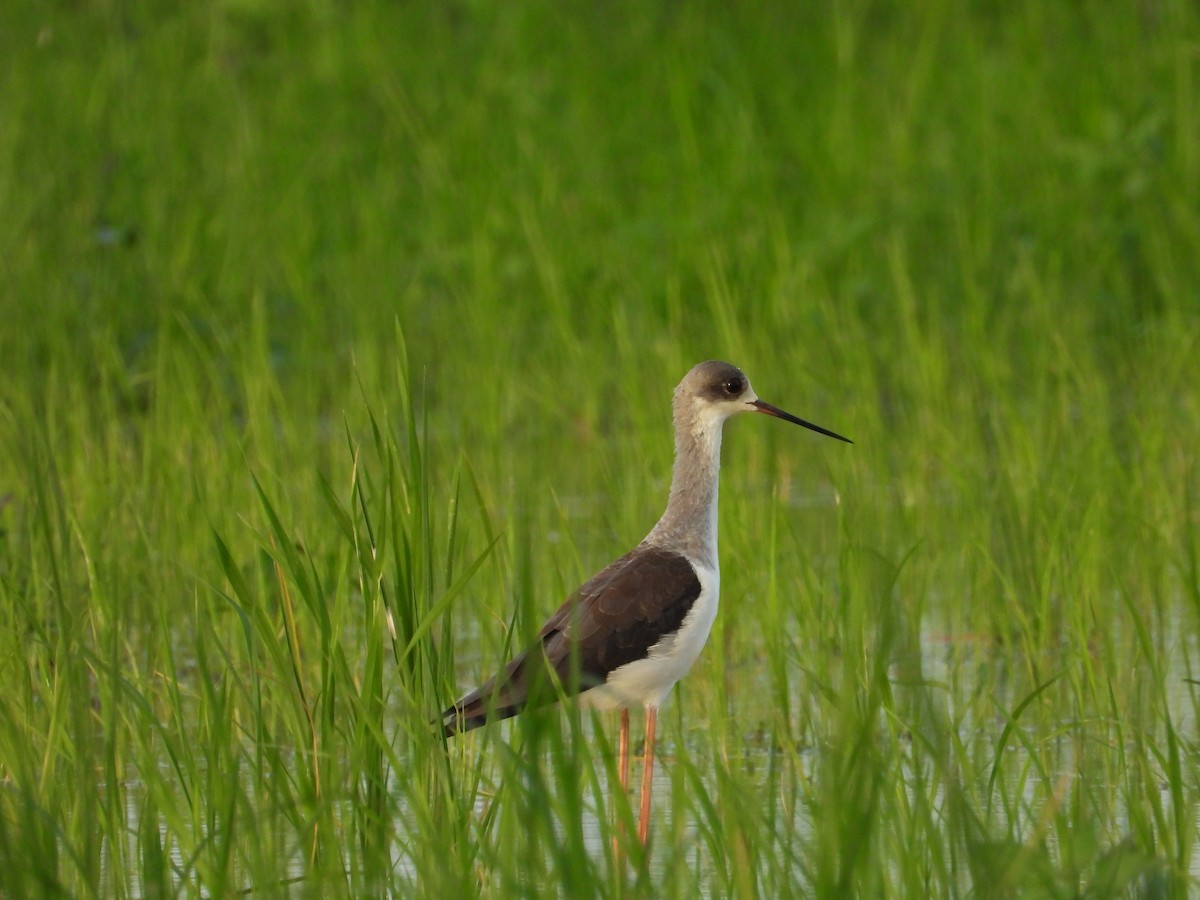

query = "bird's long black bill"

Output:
[[752, 399, 853, 443]]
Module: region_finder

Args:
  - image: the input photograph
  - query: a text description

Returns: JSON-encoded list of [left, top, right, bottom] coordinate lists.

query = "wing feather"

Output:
[[441, 545, 701, 735]]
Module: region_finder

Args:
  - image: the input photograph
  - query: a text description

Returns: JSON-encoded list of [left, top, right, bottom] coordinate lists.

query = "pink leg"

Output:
[[613, 709, 630, 863], [637, 706, 657, 846], [618, 708, 631, 793]]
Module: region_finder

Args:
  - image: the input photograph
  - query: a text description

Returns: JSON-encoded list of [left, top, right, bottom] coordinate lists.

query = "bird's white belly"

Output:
[[580, 562, 719, 711]]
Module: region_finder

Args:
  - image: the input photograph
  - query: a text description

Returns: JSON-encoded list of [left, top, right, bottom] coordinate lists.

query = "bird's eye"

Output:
[[723, 378, 744, 395]]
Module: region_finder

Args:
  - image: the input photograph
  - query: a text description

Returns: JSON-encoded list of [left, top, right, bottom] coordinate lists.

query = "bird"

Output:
[[440, 360, 851, 850]]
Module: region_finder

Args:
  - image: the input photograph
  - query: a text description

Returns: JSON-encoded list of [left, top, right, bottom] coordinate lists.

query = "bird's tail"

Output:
[[440, 692, 525, 737], [440, 656, 533, 738], [439, 648, 565, 737]]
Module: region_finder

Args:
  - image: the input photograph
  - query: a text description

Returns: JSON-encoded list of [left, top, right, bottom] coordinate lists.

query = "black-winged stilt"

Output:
[[441, 360, 851, 849]]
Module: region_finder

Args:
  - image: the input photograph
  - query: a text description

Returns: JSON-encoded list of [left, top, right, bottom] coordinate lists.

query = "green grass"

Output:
[[2, 0, 1199, 895]]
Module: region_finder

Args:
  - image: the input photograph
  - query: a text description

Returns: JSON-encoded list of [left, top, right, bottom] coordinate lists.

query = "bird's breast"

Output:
[[581, 561, 720, 711]]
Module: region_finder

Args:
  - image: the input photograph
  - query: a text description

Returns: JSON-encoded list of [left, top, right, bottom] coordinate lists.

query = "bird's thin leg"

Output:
[[637, 706, 657, 846], [619, 708, 631, 792], [613, 708, 630, 863]]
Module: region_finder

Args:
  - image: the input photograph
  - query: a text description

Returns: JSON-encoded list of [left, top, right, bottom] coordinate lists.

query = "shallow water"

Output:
[[103, 606, 1200, 896]]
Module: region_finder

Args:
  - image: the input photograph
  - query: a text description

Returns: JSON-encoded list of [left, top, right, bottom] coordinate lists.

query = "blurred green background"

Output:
[[2, 1, 1199, 896]]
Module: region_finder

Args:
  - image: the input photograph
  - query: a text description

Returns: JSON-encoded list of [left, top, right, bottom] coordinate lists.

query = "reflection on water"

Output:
[[107, 612, 1199, 895]]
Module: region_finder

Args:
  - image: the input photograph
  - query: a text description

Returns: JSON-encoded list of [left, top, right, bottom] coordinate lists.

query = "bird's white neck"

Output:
[[644, 407, 725, 567]]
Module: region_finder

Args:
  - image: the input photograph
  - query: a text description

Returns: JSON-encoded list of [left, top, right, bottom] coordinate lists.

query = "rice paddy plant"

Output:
[[2, 0, 1199, 896]]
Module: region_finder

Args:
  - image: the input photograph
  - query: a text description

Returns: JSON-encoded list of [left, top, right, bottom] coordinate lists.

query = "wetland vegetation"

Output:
[[1, 1, 1198, 896]]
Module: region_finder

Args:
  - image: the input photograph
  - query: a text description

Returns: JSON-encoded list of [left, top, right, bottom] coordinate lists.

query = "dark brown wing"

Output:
[[441, 545, 701, 736]]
